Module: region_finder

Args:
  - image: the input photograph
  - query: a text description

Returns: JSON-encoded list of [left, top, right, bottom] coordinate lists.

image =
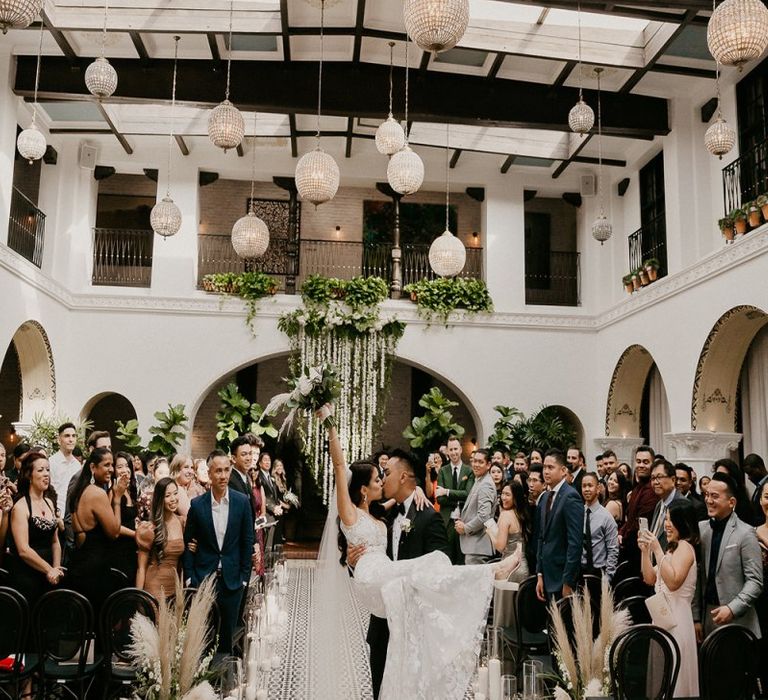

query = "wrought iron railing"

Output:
[[722, 137, 768, 215], [92, 228, 154, 287], [198, 236, 484, 292], [524, 251, 580, 307], [628, 213, 667, 278], [7, 186, 45, 267]]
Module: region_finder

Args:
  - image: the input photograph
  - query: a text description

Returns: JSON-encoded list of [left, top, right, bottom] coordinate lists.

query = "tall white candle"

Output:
[[244, 685, 257, 700], [488, 658, 502, 700], [477, 666, 489, 696]]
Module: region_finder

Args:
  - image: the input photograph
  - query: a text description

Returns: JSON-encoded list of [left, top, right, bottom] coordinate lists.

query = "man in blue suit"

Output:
[[536, 448, 583, 601], [183, 450, 254, 652]]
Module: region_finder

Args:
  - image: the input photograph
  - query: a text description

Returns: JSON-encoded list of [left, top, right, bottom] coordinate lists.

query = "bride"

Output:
[[314, 408, 521, 700]]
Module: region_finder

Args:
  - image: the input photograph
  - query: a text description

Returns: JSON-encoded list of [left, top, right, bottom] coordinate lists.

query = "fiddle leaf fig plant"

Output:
[[402, 387, 465, 461], [115, 418, 144, 454], [147, 404, 189, 457], [215, 383, 277, 451]]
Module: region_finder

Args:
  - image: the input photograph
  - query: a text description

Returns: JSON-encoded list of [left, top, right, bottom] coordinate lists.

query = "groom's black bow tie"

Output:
[[396, 502, 406, 516]]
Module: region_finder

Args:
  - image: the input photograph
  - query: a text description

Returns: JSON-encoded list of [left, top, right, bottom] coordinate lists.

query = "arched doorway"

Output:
[[0, 340, 21, 453], [543, 404, 585, 450], [692, 305, 768, 434], [81, 392, 138, 453]]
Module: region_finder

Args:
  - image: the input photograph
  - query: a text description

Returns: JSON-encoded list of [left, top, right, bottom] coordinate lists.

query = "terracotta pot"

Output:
[[735, 218, 748, 235], [624, 282, 634, 295], [639, 269, 650, 286], [761, 204, 768, 220], [631, 276, 640, 291], [722, 226, 735, 242], [202, 279, 213, 292], [410, 291, 418, 302], [646, 266, 658, 282], [748, 210, 762, 228]]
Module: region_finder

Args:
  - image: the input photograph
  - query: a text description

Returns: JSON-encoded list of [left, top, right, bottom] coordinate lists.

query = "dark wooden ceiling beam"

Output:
[[553, 60, 577, 88], [552, 132, 593, 178], [279, 0, 291, 62], [288, 113, 298, 157], [129, 31, 150, 65], [651, 63, 716, 79], [352, 0, 366, 64], [571, 154, 626, 167], [496, 0, 708, 21], [236, 142, 245, 157], [94, 102, 133, 155], [40, 8, 77, 61], [345, 117, 354, 158], [501, 155, 515, 174], [487, 53, 506, 79], [207, 33, 222, 66], [15, 57, 670, 139], [449, 149, 462, 169], [174, 134, 190, 156]]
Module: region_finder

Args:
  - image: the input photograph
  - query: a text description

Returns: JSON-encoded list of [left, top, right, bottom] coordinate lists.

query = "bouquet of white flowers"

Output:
[[265, 364, 342, 437]]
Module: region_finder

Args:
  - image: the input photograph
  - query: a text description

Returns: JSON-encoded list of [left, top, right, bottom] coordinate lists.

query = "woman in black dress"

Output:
[[7, 452, 64, 610], [110, 451, 138, 585], [67, 448, 127, 616]]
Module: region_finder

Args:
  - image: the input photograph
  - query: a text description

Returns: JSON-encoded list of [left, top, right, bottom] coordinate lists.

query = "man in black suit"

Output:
[[567, 446, 586, 500], [228, 436, 256, 521], [349, 449, 448, 700], [744, 453, 768, 525], [675, 462, 707, 520]]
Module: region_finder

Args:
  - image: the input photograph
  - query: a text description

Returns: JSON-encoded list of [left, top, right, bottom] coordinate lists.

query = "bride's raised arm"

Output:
[[322, 418, 358, 528]]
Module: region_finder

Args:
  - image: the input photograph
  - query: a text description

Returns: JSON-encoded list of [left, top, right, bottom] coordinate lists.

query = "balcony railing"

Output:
[[722, 137, 768, 215], [524, 251, 580, 307], [628, 213, 667, 277], [7, 186, 45, 267], [198, 235, 484, 292], [92, 228, 154, 287]]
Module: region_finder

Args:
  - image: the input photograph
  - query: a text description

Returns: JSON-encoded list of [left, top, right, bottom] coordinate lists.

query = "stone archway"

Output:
[[6, 320, 56, 428], [81, 392, 138, 452], [544, 404, 585, 449], [692, 305, 768, 432], [605, 344, 656, 438]]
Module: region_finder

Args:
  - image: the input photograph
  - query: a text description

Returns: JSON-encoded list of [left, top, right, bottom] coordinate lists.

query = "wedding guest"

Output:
[[424, 453, 440, 503], [374, 450, 390, 476], [272, 458, 293, 509], [493, 480, 530, 583], [604, 470, 629, 525], [12, 443, 31, 485], [529, 448, 544, 465], [512, 452, 529, 476], [581, 472, 619, 580], [183, 451, 254, 653], [566, 446, 586, 497], [195, 458, 211, 490], [489, 463, 504, 517], [699, 475, 711, 496], [594, 453, 604, 475], [714, 459, 754, 524], [602, 450, 618, 477], [649, 460, 685, 557], [132, 453, 144, 478], [248, 466, 267, 575], [7, 452, 64, 610], [0, 443, 16, 484], [675, 463, 707, 520], [138, 456, 170, 521], [619, 446, 659, 576], [49, 423, 80, 517], [693, 473, 763, 640], [136, 477, 185, 599], [111, 451, 139, 584], [618, 462, 632, 482], [86, 430, 111, 453], [171, 453, 205, 516], [68, 448, 127, 615], [754, 480, 768, 695], [455, 449, 497, 565], [435, 436, 473, 564], [744, 453, 768, 525], [639, 501, 699, 698]]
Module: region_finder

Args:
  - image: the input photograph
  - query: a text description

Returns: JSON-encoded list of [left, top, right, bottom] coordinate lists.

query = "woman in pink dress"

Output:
[[248, 466, 267, 576]]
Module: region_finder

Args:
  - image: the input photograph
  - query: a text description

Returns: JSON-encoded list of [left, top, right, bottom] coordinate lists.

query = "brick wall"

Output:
[[191, 373, 235, 458], [98, 173, 159, 198]]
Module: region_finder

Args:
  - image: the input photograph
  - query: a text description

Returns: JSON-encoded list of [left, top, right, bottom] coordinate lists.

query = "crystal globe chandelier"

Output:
[[403, 0, 470, 54], [17, 20, 46, 164], [296, 0, 339, 206], [208, 0, 245, 152], [375, 42, 406, 156], [152, 37, 183, 239], [704, 57, 736, 159], [707, 0, 768, 70], [232, 117, 270, 259], [429, 124, 466, 277], [568, 2, 594, 137], [387, 39, 424, 195], [591, 68, 612, 245], [84, 0, 117, 98], [0, 0, 42, 34]]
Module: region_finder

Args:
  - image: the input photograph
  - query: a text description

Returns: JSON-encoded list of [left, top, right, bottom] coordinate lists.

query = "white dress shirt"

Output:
[[392, 492, 415, 561], [49, 450, 81, 515], [211, 488, 230, 552]]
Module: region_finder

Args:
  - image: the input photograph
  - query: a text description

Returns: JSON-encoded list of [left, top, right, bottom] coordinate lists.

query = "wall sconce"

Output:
[[472, 231, 479, 245], [335, 225, 342, 236]]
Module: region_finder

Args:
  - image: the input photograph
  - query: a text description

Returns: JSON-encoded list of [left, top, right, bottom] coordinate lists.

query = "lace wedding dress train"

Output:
[[341, 509, 495, 700]]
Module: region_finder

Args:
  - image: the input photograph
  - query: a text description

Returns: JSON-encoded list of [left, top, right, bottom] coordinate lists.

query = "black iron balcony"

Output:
[[524, 251, 580, 307], [628, 213, 667, 279], [7, 186, 45, 268], [92, 228, 154, 287], [722, 137, 768, 215]]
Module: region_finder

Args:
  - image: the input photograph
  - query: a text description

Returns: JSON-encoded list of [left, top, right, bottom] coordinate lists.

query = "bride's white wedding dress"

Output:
[[340, 509, 496, 700]]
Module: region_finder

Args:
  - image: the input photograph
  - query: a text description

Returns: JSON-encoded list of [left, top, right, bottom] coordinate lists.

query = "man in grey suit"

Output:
[[455, 449, 497, 564], [693, 473, 763, 641], [649, 460, 686, 557]]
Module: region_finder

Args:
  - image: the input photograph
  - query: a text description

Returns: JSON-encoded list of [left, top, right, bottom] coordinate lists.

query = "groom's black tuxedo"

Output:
[[366, 498, 449, 700]]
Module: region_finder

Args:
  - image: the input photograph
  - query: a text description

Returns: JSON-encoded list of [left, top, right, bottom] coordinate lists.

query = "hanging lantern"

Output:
[[16, 122, 46, 163], [376, 115, 406, 156], [707, 0, 768, 69], [151, 196, 182, 239], [85, 56, 118, 99], [0, 0, 43, 33], [208, 100, 245, 152], [295, 147, 340, 206], [704, 115, 736, 159], [387, 145, 424, 195], [569, 98, 594, 136], [403, 0, 470, 53], [232, 211, 269, 259], [429, 229, 466, 277], [592, 214, 612, 245]]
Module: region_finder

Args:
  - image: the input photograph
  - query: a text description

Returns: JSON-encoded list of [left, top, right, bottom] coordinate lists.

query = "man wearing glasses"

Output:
[[649, 460, 685, 558]]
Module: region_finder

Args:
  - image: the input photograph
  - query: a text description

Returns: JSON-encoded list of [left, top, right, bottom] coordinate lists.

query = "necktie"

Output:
[[545, 491, 555, 522], [452, 467, 459, 490], [396, 502, 406, 516], [653, 504, 666, 537], [584, 507, 594, 571]]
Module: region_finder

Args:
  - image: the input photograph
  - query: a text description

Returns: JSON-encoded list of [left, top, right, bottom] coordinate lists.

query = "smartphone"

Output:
[[639, 517, 649, 533]]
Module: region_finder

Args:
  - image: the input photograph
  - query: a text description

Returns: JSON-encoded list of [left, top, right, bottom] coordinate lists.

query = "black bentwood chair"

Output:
[[618, 595, 652, 625], [0, 586, 39, 699], [33, 589, 103, 700], [503, 575, 549, 673], [100, 587, 157, 700], [699, 624, 758, 700], [613, 576, 650, 603], [609, 624, 680, 700]]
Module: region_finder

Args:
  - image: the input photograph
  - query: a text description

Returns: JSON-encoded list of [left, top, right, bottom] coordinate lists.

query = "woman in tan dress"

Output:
[[136, 477, 184, 599], [170, 453, 205, 517]]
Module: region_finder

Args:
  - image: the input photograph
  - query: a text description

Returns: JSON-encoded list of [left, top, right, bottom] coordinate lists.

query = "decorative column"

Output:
[[376, 182, 403, 298], [0, 46, 16, 247], [274, 176, 299, 294], [665, 431, 742, 475], [594, 436, 644, 465]]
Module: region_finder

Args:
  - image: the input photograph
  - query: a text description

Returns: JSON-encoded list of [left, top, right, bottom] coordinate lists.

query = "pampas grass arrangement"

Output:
[[548, 576, 631, 699], [127, 574, 219, 700]]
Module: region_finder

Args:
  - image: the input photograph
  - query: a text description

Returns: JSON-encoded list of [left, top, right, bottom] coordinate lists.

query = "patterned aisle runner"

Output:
[[265, 561, 375, 700]]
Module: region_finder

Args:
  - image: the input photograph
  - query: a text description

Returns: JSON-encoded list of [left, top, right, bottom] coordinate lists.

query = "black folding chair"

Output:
[[612, 560, 632, 585], [33, 589, 103, 700], [503, 575, 549, 673], [100, 588, 157, 700], [613, 576, 649, 602], [699, 624, 758, 700], [609, 624, 680, 700], [0, 587, 38, 699], [618, 595, 652, 625]]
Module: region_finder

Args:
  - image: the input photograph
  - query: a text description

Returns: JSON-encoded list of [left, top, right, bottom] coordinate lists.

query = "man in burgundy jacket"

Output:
[[619, 445, 659, 576]]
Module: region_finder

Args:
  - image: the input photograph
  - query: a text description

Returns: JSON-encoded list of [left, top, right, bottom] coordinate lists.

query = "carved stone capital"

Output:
[[11, 422, 33, 438], [593, 436, 645, 465], [664, 431, 742, 473]]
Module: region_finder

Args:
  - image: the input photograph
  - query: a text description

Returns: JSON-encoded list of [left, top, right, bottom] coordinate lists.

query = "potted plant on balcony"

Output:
[[757, 194, 768, 220], [643, 258, 660, 282], [746, 201, 762, 228], [631, 270, 640, 291], [732, 207, 749, 236], [638, 266, 650, 286], [718, 216, 735, 242], [622, 274, 634, 295]]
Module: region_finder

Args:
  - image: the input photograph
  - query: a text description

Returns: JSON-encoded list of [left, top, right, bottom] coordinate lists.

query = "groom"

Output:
[[349, 449, 448, 700]]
